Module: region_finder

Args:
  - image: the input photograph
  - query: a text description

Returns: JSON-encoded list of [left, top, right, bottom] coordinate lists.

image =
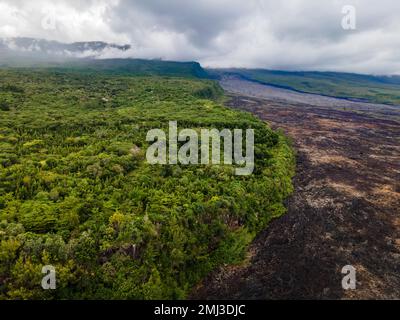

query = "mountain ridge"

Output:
[[0, 37, 131, 59]]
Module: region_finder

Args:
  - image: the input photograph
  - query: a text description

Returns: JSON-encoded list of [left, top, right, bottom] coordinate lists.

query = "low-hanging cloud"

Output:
[[1, 0, 400, 74]]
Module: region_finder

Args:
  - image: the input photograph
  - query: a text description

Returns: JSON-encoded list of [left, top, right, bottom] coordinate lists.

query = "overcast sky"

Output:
[[0, 0, 399, 74]]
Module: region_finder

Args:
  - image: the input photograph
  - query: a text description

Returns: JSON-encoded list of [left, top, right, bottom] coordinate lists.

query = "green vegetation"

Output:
[[0, 69, 294, 299], [66, 59, 210, 78], [212, 69, 400, 105], [0, 58, 209, 79]]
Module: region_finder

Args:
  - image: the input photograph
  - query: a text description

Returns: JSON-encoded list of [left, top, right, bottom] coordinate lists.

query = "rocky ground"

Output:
[[191, 78, 400, 300]]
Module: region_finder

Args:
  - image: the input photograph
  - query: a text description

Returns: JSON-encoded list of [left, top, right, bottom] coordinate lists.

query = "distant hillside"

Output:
[[0, 37, 209, 79], [0, 37, 130, 59], [210, 68, 400, 105], [0, 57, 209, 79], [61, 59, 209, 78]]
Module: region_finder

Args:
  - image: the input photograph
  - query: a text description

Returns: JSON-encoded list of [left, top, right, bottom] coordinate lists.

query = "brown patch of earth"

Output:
[[191, 78, 400, 300]]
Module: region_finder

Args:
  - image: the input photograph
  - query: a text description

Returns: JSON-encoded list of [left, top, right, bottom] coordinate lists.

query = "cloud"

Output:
[[0, 0, 400, 74], [0, 0, 125, 43]]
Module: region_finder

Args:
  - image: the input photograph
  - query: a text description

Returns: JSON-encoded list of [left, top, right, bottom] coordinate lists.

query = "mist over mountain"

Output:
[[0, 37, 132, 65]]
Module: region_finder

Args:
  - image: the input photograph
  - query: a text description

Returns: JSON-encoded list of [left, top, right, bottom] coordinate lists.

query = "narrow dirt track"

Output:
[[191, 78, 400, 300]]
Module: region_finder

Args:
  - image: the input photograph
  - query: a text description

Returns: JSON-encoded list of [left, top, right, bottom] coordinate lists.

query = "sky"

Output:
[[0, 0, 399, 74]]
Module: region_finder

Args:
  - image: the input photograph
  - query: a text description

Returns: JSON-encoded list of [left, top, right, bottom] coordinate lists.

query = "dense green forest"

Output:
[[0, 69, 294, 299], [0, 56, 209, 79], [211, 68, 400, 105], [65, 59, 209, 78]]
